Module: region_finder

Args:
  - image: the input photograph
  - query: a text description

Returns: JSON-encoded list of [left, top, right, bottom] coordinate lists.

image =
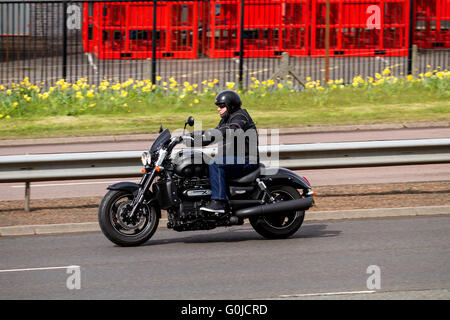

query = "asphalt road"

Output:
[[0, 215, 449, 300], [1, 127, 450, 201]]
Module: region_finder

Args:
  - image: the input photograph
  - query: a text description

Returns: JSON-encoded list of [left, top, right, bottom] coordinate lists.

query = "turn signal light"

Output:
[[155, 166, 160, 172], [141, 168, 146, 173]]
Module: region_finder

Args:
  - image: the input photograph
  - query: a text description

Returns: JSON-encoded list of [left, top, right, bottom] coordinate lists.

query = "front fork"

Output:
[[128, 166, 157, 219]]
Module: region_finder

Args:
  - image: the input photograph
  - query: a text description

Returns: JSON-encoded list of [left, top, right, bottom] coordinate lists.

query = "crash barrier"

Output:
[[1, 138, 450, 211]]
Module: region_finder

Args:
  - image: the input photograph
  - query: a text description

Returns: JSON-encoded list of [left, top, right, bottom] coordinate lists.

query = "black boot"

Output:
[[200, 200, 226, 215]]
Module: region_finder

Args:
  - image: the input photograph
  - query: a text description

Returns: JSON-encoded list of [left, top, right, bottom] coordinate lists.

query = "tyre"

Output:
[[98, 190, 159, 246], [249, 185, 305, 239]]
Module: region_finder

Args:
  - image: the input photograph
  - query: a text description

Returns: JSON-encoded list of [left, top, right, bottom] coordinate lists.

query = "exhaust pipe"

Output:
[[234, 197, 313, 218]]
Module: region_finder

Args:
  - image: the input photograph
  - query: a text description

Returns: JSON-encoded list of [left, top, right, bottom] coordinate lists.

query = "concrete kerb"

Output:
[[0, 121, 449, 147], [1, 205, 449, 237]]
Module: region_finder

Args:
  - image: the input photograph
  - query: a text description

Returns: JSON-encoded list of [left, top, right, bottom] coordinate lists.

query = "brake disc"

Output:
[[116, 201, 147, 230]]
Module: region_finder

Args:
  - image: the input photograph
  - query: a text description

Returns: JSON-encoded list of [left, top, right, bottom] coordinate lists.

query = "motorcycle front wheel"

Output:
[[98, 190, 159, 246], [249, 185, 305, 239]]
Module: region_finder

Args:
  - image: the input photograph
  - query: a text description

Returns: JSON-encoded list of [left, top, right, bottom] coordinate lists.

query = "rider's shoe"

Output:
[[200, 200, 226, 215]]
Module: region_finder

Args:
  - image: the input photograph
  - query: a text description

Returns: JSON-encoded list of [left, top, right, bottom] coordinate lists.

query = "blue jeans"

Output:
[[209, 156, 259, 201]]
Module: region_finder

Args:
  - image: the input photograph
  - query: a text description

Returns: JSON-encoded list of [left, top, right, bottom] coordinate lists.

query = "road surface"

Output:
[[0, 215, 449, 300]]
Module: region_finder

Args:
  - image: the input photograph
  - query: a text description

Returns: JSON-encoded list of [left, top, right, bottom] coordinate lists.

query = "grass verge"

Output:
[[1, 70, 449, 139]]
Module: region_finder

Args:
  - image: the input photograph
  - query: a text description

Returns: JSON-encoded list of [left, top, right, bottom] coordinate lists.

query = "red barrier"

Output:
[[85, 1, 199, 60], [414, 0, 450, 49], [83, 3, 94, 53], [310, 0, 410, 57], [81, 0, 450, 60], [201, 0, 309, 58]]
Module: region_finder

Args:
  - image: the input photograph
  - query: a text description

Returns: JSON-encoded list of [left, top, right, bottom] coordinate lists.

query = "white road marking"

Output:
[[279, 290, 376, 298], [10, 181, 133, 188], [0, 265, 80, 273]]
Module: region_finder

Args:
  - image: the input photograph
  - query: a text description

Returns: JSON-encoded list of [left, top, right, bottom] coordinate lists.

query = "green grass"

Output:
[[1, 71, 449, 139]]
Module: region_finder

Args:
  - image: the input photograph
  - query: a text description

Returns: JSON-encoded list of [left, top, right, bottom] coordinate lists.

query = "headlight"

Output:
[[141, 152, 151, 165]]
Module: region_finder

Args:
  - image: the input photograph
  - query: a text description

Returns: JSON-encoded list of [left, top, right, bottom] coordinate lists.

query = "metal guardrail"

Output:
[[1, 138, 450, 210]]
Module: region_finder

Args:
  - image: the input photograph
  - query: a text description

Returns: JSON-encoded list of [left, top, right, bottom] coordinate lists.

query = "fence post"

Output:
[[324, 0, 330, 84], [412, 44, 418, 77], [151, 0, 157, 85], [25, 182, 30, 212], [62, 0, 68, 80], [238, 0, 245, 89], [407, 0, 415, 75]]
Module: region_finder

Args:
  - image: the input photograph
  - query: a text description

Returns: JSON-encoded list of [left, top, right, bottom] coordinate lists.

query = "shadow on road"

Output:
[[142, 223, 341, 247]]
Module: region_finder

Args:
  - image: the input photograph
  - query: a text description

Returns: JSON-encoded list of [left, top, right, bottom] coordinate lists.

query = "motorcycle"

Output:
[[98, 116, 315, 246]]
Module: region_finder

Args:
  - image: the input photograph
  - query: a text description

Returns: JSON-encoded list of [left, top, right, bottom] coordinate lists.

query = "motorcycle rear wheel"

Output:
[[249, 185, 305, 239], [98, 190, 159, 246]]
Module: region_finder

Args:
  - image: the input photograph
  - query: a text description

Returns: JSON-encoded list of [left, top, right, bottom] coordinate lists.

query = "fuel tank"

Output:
[[171, 149, 212, 177]]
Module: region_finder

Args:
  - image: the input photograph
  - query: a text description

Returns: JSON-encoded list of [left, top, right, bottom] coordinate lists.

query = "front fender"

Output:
[[259, 167, 311, 190], [107, 181, 140, 194], [107, 181, 161, 218]]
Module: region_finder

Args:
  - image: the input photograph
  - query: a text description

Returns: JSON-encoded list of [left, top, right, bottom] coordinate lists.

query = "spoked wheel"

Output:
[[98, 190, 159, 246], [249, 185, 305, 239]]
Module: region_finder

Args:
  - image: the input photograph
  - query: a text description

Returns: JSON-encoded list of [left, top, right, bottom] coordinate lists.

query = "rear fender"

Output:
[[259, 167, 311, 190]]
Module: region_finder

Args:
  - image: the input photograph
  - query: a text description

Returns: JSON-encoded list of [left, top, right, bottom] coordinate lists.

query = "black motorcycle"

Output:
[[98, 116, 315, 246]]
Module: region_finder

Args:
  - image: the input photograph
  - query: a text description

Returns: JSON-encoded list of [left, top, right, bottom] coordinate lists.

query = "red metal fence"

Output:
[[414, 0, 450, 49], [311, 0, 410, 57], [82, 0, 450, 60], [84, 1, 199, 59], [201, 0, 309, 58]]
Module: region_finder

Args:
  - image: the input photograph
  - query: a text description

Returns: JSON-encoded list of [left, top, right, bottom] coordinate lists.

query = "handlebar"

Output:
[[166, 135, 194, 152]]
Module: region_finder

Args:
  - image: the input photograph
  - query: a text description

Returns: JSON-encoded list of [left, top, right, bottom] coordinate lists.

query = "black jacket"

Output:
[[191, 108, 259, 164]]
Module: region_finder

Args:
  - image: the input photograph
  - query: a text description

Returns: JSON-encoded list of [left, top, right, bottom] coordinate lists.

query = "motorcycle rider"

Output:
[[189, 90, 260, 215]]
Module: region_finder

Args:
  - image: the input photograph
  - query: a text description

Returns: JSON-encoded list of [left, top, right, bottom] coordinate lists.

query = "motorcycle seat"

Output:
[[228, 163, 265, 185]]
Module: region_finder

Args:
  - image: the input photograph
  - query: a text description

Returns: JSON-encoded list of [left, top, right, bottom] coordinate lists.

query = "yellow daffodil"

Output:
[[226, 82, 235, 89]]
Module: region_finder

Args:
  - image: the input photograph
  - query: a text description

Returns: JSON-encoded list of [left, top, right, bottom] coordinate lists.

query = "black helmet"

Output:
[[215, 90, 242, 113]]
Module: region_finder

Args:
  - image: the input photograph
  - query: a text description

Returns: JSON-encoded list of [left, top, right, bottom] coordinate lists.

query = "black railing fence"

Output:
[[0, 0, 449, 88]]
